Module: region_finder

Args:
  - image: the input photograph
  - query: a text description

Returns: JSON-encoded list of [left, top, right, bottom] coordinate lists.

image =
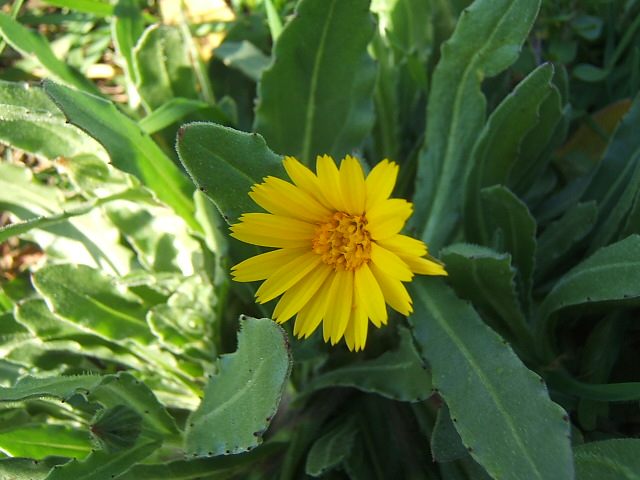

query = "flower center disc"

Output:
[[313, 212, 372, 270]]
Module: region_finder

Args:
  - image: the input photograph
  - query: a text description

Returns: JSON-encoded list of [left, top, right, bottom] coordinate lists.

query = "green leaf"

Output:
[[575, 439, 640, 480], [0, 14, 99, 94], [42, 79, 198, 231], [0, 374, 104, 402], [431, 402, 468, 462], [0, 81, 107, 162], [0, 456, 70, 480], [32, 263, 154, 345], [253, 0, 376, 163], [464, 63, 554, 239], [184, 316, 292, 456], [0, 424, 92, 458], [581, 94, 640, 251], [537, 235, 640, 360], [44, 439, 160, 480], [409, 277, 573, 480], [413, 0, 541, 249], [214, 41, 271, 82], [138, 98, 229, 134], [302, 326, 432, 402], [305, 419, 358, 477], [544, 372, 640, 402], [134, 24, 200, 111], [41, 0, 114, 16], [90, 405, 143, 453], [177, 122, 284, 224], [112, 0, 145, 89], [440, 243, 533, 356]]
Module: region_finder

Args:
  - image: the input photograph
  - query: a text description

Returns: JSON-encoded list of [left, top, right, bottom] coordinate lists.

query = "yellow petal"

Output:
[[316, 154, 346, 212], [323, 268, 354, 345], [343, 299, 368, 352], [365, 159, 398, 210], [369, 261, 413, 315], [339, 155, 366, 214], [272, 262, 332, 323], [398, 254, 448, 276], [376, 234, 427, 257], [283, 156, 329, 208], [370, 242, 413, 282], [255, 251, 322, 303], [354, 263, 387, 327], [230, 213, 315, 248], [231, 247, 309, 282], [249, 176, 332, 221], [294, 273, 334, 338], [366, 199, 413, 241]]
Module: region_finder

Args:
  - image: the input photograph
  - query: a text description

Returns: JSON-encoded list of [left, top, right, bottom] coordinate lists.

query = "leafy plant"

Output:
[[0, 0, 639, 478]]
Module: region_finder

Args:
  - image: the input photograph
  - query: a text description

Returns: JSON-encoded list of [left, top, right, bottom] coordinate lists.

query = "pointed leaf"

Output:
[[254, 0, 376, 163], [184, 316, 292, 456], [306, 419, 358, 477], [409, 277, 573, 480], [0, 424, 92, 458]]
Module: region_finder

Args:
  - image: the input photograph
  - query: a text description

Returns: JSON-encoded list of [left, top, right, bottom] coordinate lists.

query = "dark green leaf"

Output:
[[254, 0, 376, 163], [305, 419, 358, 477], [431, 402, 468, 462], [575, 439, 640, 480], [90, 404, 143, 453]]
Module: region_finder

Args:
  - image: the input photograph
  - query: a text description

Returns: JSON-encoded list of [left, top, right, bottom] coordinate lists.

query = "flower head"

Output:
[[230, 155, 447, 351]]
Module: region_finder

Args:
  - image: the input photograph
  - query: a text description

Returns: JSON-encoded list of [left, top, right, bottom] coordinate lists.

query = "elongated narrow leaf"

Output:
[[537, 235, 640, 361], [409, 277, 573, 480], [254, 0, 376, 163], [112, 0, 144, 88], [413, 0, 541, 249], [302, 326, 432, 402], [177, 122, 284, 224], [42, 79, 198, 231], [0, 424, 92, 458], [0, 374, 104, 402], [184, 316, 291, 456], [41, 0, 114, 16], [32, 263, 154, 344], [575, 439, 640, 480], [0, 456, 70, 480], [306, 419, 358, 477]]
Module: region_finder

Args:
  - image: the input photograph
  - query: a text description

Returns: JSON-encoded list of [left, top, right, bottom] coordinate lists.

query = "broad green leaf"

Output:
[[409, 277, 573, 480], [138, 98, 229, 134], [184, 316, 292, 456], [42, 79, 198, 231], [440, 243, 533, 357], [253, 0, 376, 163], [302, 326, 432, 402], [32, 263, 154, 344], [464, 64, 554, 240], [413, 0, 541, 249], [535, 201, 597, 282], [42, 0, 114, 16], [0, 15, 100, 94], [0, 424, 92, 458], [537, 235, 640, 360], [305, 419, 358, 477], [44, 439, 160, 480], [177, 122, 284, 224], [134, 24, 200, 111], [575, 439, 640, 480], [214, 41, 271, 82], [582, 93, 640, 251], [431, 402, 468, 462], [0, 456, 70, 480], [479, 185, 537, 304]]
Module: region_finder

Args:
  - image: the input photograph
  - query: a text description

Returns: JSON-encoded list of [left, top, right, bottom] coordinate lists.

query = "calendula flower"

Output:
[[230, 155, 447, 351]]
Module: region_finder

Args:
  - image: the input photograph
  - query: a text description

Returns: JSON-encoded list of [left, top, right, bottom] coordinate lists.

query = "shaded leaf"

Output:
[[575, 439, 640, 480], [306, 419, 358, 477]]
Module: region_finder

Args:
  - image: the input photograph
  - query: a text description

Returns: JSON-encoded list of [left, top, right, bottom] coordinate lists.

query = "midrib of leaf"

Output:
[[421, 0, 521, 243], [301, 0, 338, 164], [414, 284, 544, 479]]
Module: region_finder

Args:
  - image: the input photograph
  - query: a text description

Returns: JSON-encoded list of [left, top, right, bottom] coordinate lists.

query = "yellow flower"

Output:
[[230, 155, 447, 351]]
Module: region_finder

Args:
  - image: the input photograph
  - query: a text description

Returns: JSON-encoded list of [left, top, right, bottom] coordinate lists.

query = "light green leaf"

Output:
[[254, 0, 376, 163], [32, 263, 154, 345], [184, 316, 292, 456], [0, 456, 70, 480], [177, 122, 284, 224], [0, 374, 104, 402], [305, 419, 358, 477], [0, 14, 100, 94], [214, 41, 271, 82], [138, 98, 229, 134], [537, 235, 640, 360], [575, 439, 640, 480], [134, 24, 200, 111], [42, 79, 198, 231], [44, 439, 159, 480], [42, 0, 114, 16], [0, 424, 92, 458], [413, 0, 541, 249], [302, 326, 432, 402], [112, 0, 145, 93], [409, 277, 573, 480]]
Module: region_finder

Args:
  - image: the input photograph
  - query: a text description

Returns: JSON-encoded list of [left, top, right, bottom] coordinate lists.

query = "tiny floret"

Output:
[[230, 155, 447, 351]]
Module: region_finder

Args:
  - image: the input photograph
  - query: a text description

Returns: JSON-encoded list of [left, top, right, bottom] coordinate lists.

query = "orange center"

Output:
[[313, 212, 372, 270]]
